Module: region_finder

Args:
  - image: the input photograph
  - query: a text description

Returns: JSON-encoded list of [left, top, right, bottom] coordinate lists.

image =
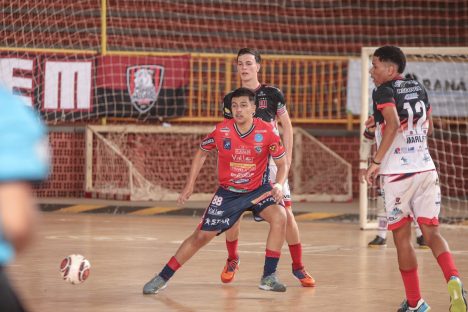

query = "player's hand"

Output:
[[177, 185, 194, 206], [365, 163, 379, 185], [271, 187, 284, 204], [359, 168, 367, 183], [365, 115, 375, 129]]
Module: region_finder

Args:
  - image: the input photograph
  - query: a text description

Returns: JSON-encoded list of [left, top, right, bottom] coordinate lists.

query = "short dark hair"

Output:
[[237, 48, 261, 63], [231, 87, 256, 103], [373, 46, 406, 73]]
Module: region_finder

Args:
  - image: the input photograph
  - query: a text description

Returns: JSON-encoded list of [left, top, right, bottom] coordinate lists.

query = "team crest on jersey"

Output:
[[258, 99, 268, 109], [223, 138, 231, 150], [127, 65, 164, 113]]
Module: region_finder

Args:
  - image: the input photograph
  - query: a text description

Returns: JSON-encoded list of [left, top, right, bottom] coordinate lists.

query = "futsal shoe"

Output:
[[143, 274, 168, 294], [448, 276, 468, 312], [416, 235, 429, 249], [397, 298, 431, 311], [258, 273, 286, 292], [368, 235, 387, 248], [292, 266, 316, 287], [220, 258, 239, 283]]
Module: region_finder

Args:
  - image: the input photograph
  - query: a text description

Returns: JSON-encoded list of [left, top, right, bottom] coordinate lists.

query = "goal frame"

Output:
[[359, 46, 468, 230], [85, 124, 353, 202]]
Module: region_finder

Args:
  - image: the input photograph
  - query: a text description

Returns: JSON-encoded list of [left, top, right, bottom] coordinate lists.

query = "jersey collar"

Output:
[[233, 120, 256, 138]]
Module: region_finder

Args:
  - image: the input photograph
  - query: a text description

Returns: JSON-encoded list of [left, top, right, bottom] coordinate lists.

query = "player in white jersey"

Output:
[[365, 45, 466, 312], [360, 116, 427, 248]]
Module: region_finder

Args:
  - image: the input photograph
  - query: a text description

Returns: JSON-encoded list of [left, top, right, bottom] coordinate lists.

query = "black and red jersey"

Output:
[[222, 84, 287, 124]]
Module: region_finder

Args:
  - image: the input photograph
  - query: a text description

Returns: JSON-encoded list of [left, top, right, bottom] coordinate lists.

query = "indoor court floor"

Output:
[[7, 212, 468, 312]]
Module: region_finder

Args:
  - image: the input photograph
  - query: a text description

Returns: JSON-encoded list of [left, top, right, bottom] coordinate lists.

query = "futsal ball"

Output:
[[60, 254, 91, 284]]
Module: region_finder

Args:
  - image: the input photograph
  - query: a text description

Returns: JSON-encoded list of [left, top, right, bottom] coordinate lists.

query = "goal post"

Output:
[[85, 124, 352, 202], [359, 47, 468, 229]]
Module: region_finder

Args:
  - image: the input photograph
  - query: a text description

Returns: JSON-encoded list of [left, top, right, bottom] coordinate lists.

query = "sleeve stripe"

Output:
[[276, 107, 287, 116], [199, 145, 210, 151], [272, 151, 286, 160], [377, 102, 396, 110]]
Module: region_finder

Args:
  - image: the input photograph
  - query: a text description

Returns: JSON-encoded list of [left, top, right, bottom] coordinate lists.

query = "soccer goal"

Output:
[[359, 47, 468, 229], [85, 125, 352, 202]]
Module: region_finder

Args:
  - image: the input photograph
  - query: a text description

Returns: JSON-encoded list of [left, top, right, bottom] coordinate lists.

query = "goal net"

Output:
[[359, 47, 468, 229], [85, 125, 352, 202]]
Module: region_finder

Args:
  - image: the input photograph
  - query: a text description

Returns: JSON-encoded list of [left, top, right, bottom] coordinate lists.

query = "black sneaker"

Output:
[[416, 235, 429, 249], [368, 235, 387, 248]]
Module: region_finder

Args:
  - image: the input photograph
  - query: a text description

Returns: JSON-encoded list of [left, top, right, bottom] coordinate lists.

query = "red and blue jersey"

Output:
[[200, 118, 285, 192]]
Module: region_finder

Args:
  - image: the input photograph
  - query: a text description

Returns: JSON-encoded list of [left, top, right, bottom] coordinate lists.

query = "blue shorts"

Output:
[[199, 184, 279, 234]]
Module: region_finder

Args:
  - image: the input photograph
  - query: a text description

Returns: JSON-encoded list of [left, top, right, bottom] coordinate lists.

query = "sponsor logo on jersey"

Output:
[[127, 65, 164, 113], [201, 138, 215, 146], [396, 85, 422, 94], [404, 93, 419, 100], [231, 178, 250, 184], [258, 99, 268, 109], [423, 153, 432, 162], [220, 127, 230, 133], [223, 138, 231, 150], [395, 197, 401, 205], [394, 147, 415, 154], [254, 133, 264, 142], [235, 148, 251, 155], [231, 154, 253, 162], [388, 207, 403, 222], [204, 217, 230, 226], [208, 207, 224, 216], [255, 146, 262, 153], [400, 157, 410, 165]]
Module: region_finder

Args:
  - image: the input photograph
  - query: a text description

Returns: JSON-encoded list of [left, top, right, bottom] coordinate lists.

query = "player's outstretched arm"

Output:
[[278, 111, 293, 170], [177, 148, 209, 206]]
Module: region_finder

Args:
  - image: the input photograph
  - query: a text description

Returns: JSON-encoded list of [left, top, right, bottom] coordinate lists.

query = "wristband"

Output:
[[372, 159, 381, 165], [273, 183, 283, 191]]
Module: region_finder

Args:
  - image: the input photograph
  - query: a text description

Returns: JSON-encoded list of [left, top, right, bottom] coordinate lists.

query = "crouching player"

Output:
[[143, 87, 289, 294]]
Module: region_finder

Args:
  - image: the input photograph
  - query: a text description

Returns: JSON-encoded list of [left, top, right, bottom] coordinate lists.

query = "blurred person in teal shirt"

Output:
[[0, 87, 49, 311]]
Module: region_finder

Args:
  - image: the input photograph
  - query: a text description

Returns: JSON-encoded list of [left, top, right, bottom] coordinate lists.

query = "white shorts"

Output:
[[381, 170, 440, 231], [268, 163, 292, 207]]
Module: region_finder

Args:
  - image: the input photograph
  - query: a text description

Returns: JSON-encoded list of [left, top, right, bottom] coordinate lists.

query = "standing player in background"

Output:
[[221, 48, 315, 287], [0, 87, 50, 311], [366, 45, 467, 312], [360, 116, 427, 249], [143, 88, 289, 294]]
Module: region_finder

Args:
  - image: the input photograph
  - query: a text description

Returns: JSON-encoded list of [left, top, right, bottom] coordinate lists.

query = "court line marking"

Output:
[[129, 207, 181, 215], [58, 205, 107, 213], [294, 212, 343, 220]]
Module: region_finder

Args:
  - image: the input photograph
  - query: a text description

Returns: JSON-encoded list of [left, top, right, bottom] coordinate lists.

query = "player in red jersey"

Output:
[[366, 46, 466, 312], [220, 48, 315, 287], [143, 87, 289, 294]]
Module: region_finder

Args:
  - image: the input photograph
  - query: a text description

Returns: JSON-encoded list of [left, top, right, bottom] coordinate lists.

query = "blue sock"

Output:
[[263, 257, 280, 277], [159, 265, 175, 281]]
